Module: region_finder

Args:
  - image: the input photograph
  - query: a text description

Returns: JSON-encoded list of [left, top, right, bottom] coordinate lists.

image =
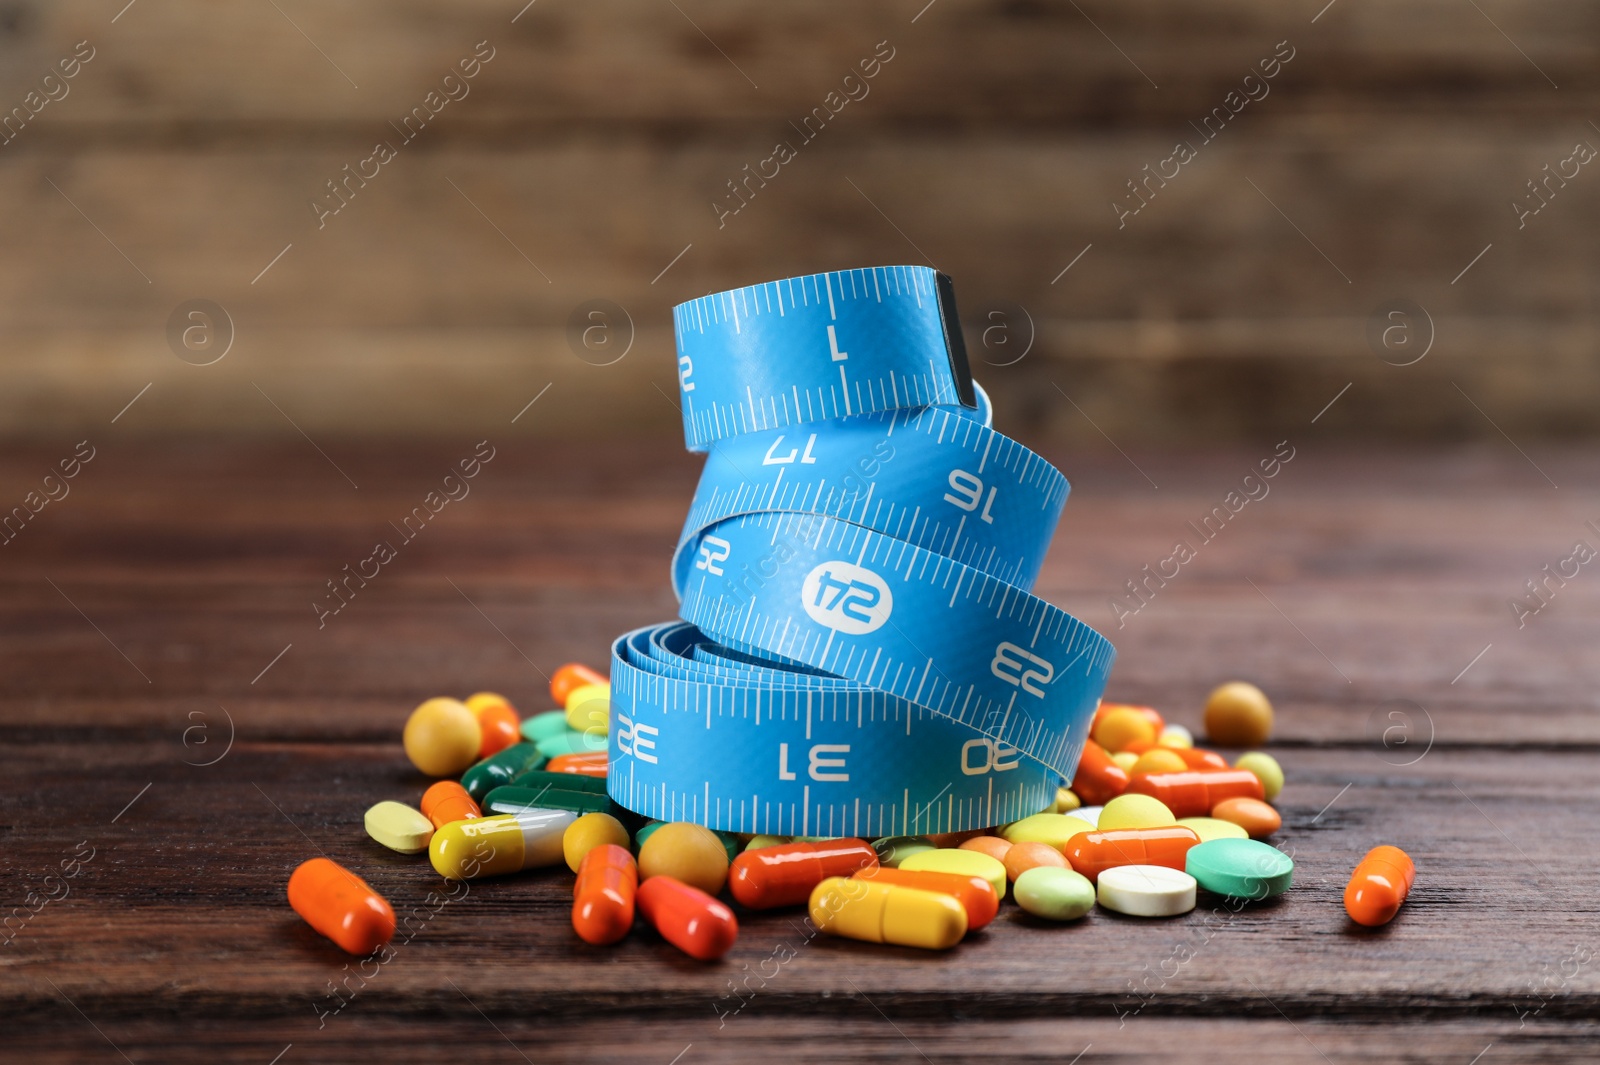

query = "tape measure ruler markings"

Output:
[[613, 265, 1115, 835]]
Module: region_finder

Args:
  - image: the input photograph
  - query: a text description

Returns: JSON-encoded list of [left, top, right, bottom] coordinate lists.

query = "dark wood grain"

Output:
[[1, 440, 1597, 1062], [3, 1, 1599, 440]]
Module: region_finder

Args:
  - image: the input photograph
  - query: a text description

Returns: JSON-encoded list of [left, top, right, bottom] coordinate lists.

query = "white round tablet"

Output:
[[1066, 805, 1102, 826], [1097, 865, 1197, 917]]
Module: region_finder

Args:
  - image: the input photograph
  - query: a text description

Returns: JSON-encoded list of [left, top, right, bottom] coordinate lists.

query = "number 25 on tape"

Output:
[[801, 562, 893, 635], [695, 536, 731, 576], [991, 642, 1054, 697]]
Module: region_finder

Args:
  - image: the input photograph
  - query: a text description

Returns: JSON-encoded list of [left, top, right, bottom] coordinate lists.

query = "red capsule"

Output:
[[573, 843, 638, 945], [420, 780, 481, 829], [1345, 845, 1415, 927], [287, 857, 395, 955], [548, 751, 610, 778], [1124, 769, 1265, 817], [1065, 826, 1201, 883], [728, 839, 879, 909], [636, 876, 738, 961], [852, 866, 1000, 930], [1071, 739, 1130, 805], [551, 663, 607, 705]]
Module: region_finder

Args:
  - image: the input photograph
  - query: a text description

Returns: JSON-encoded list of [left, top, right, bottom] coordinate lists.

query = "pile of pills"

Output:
[[286, 672, 1415, 959]]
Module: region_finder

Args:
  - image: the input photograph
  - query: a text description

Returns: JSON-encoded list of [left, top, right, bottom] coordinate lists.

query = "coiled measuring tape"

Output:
[[608, 265, 1115, 836]]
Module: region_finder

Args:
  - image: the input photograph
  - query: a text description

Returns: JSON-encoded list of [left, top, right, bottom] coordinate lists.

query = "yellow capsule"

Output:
[[429, 810, 574, 879], [564, 682, 611, 734], [1110, 750, 1140, 772], [1053, 787, 1082, 813], [563, 812, 630, 873], [809, 876, 967, 950]]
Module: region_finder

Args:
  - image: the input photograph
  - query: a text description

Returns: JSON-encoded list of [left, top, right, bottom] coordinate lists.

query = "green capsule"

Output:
[[486, 782, 612, 818], [459, 742, 546, 804], [520, 710, 571, 744], [872, 835, 937, 868], [508, 768, 608, 794]]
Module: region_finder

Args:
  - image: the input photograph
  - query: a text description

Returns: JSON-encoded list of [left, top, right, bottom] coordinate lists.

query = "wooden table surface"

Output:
[[2, 436, 1597, 1063]]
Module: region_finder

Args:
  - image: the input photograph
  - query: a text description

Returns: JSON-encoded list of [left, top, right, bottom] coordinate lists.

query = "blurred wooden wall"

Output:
[[1, 0, 1597, 443]]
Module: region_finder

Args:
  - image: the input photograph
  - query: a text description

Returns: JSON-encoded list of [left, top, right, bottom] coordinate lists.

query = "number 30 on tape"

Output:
[[609, 266, 1115, 836]]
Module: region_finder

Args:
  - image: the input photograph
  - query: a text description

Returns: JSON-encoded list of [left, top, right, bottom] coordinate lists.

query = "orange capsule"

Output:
[[1173, 747, 1231, 771], [472, 702, 520, 759], [548, 751, 610, 778], [636, 875, 738, 960], [1210, 796, 1281, 839], [1071, 739, 1130, 805], [420, 780, 481, 829], [1065, 826, 1201, 883], [551, 663, 607, 706], [572, 843, 638, 945], [853, 866, 1000, 930], [1345, 845, 1415, 927], [1125, 769, 1264, 817], [728, 839, 879, 909], [287, 857, 395, 955]]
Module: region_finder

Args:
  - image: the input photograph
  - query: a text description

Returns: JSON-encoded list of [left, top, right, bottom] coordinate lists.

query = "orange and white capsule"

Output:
[[573, 843, 638, 945], [1345, 845, 1415, 926], [287, 857, 395, 956], [728, 839, 878, 909], [420, 780, 481, 829]]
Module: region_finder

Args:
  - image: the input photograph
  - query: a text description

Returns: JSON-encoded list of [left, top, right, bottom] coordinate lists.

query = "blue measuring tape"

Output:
[[608, 265, 1115, 836]]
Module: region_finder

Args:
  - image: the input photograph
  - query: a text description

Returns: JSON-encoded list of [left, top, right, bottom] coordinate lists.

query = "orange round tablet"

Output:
[[958, 836, 1012, 863], [1003, 841, 1068, 882], [1210, 796, 1281, 839]]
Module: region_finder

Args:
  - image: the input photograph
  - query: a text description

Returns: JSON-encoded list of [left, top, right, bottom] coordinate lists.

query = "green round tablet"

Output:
[[1014, 866, 1096, 921], [1185, 838, 1293, 900]]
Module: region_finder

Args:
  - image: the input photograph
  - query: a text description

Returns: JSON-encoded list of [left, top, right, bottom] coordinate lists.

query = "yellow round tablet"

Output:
[[1001, 813, 1098, 851], [1176, 816, 1249, 843], [1098, 794, 1177, 831], [900, 847, 1008, 900]]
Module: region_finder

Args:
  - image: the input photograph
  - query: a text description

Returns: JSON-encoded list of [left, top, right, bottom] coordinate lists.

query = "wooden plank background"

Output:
[[2, 1, 1598, 441]]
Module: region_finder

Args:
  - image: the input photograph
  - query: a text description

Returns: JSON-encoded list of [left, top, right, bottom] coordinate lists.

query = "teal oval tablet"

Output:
[[535, 729, 605, 759], [1185, 838, 1294, 900], [521, 710, 571, 743], [1014, 866, 1096, 921]]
